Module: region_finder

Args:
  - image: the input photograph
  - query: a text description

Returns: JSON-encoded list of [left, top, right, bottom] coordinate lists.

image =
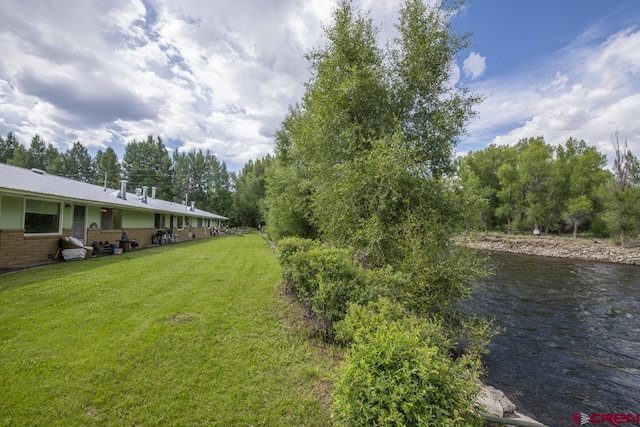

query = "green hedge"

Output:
[[278, 238, 399, 340], [332, 299, 483, 426]]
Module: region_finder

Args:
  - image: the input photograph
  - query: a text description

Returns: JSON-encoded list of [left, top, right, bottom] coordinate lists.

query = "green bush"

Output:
[[333, 299, 483, 427], [278, 239, 371, 339], [308, 247, 361, 338], [277, 237, 320, 284]]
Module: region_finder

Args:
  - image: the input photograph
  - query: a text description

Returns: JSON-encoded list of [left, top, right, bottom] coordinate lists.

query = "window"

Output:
[[100, 208, 123, 230], [197, 218, 203, 227], [177, 216, 184, 229], [154, 213, 165, 229], [25, 200, 60, 234]]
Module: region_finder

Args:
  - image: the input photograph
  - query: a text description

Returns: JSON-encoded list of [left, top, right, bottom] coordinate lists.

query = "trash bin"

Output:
[[110, 244, 115, 255]]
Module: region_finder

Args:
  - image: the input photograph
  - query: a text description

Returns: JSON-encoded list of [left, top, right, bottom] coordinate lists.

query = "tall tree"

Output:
[[267, 0, 486, 319], [461, 144, 505, 230], [94, 147, 122, 188], [265, 105, 317, 240], [455, 159, 489, 233], [0, 132, 20, 163], [8, 134, 60, 171], [606, 131, 640, 247], [232, 156, 272, 227], [391, 0, 480, 176], [209, 155, 233, 217], [495, 146, 521, 234], [122, 135, 173, 200], [50, 141, 95, 181], [518, 137, 553, 232]]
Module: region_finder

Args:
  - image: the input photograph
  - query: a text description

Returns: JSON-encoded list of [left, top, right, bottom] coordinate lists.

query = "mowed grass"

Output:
[[0, 235, 338, 426]]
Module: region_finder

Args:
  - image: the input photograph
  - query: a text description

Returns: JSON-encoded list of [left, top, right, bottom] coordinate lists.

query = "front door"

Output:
[[72, 205, 87, 243]]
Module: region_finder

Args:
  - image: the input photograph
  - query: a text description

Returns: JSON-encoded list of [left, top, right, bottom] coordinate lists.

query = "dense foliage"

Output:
[[455, 134, 640, 245], [270, 0, 490, 424], [333, 299, 483, 427]]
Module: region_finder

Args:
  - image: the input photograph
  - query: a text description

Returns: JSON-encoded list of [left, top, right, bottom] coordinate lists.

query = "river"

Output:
[[466, 252, 640, 426]]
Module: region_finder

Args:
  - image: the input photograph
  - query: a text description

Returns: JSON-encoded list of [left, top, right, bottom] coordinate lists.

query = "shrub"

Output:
[[278, 239, 368, 339], [277, 237, 320, 285], [300, 247, 364, 339], [333, 299, 483, 427]]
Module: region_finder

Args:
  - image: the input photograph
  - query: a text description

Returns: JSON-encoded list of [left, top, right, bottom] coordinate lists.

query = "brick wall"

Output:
[[0, 226, 218, 269], [0, 229, 60, 269]]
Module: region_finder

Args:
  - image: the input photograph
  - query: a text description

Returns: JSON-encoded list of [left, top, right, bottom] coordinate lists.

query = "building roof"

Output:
[[0, 163, 228, 220]]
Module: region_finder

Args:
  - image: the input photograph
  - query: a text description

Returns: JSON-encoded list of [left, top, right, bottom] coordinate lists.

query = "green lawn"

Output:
[[0, 235, 338, 426]]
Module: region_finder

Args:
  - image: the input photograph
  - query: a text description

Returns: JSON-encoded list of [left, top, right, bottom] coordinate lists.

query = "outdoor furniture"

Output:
[[59, 236, 94, 259], [118, 239, 132, 253], [118, 232, 139, 252]]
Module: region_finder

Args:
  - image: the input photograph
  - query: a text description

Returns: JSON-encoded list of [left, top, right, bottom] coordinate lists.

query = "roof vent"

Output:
[[118, 180, 128, 200], [142, 186, 148, 204], [31, 168, 46, 175]]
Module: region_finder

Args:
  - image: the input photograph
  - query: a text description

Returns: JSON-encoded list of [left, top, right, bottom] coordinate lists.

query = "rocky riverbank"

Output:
[[478, 384, 542, 425], [457, 235, 640, 265]]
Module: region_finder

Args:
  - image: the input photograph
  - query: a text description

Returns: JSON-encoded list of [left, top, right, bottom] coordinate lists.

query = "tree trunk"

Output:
[[545, 211, 554, 235], [573, 222, 578, 239], [620, 227, 626, 248]]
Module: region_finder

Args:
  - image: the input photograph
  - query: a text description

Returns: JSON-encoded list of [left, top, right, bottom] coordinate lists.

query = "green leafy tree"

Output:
[[172, 149, 210, 211], [268, 0, 486, 317], [49, 141, 95, 181], [232, 156, 272, 227], [0, 132, 20, 163], [265, 106, 318, 240], [391, 0, 480, 176], [605, 131, 640, 247], [209, 155, 233, 217], [267, 1, 490, 422], [122, 135, 173, 200], [94, 147, 122, 188], [518, 137, 553, 232], [495, 147, 521, 234], [454, 160, 488, 234], [11, 134, 49, 170], [28, 134, 47, 170], [564, 195, 594, 238], [461, 144, 505, 230]]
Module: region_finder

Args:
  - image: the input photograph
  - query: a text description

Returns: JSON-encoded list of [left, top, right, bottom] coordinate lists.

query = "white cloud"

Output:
[[1, 0, 639, 172], [463, 26, 640, 164], [463, 52, 486, 79]]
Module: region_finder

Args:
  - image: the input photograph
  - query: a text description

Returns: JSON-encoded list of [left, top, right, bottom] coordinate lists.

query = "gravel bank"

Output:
[[457, 235, 640, 265]]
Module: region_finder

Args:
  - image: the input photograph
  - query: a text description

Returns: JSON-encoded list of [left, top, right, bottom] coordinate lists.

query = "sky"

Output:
[[0, 0, 639, 171]]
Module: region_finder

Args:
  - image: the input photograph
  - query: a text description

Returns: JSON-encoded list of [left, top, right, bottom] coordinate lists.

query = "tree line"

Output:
[[0, 132, 269, 226], [454, 132, 640, 246]]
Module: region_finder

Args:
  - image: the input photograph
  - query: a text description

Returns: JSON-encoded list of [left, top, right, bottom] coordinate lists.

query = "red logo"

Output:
[[572, 412, 640, 425]]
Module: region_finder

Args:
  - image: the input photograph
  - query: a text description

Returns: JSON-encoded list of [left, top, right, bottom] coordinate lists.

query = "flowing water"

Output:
[[466, 252, 640, 426]]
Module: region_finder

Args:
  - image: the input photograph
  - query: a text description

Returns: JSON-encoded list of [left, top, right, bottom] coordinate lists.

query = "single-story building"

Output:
[[0, 163, 228, 269]]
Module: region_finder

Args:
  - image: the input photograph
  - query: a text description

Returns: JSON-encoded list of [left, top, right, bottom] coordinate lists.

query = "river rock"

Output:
[[478, 384, 516, 417], [456, 235, 640, 266], [477, 384, 543, 424]]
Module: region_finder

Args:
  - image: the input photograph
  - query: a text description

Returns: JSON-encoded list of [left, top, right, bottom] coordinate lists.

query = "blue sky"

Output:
[[452, 0, 640, 158], [0, 0, 639, 171]]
